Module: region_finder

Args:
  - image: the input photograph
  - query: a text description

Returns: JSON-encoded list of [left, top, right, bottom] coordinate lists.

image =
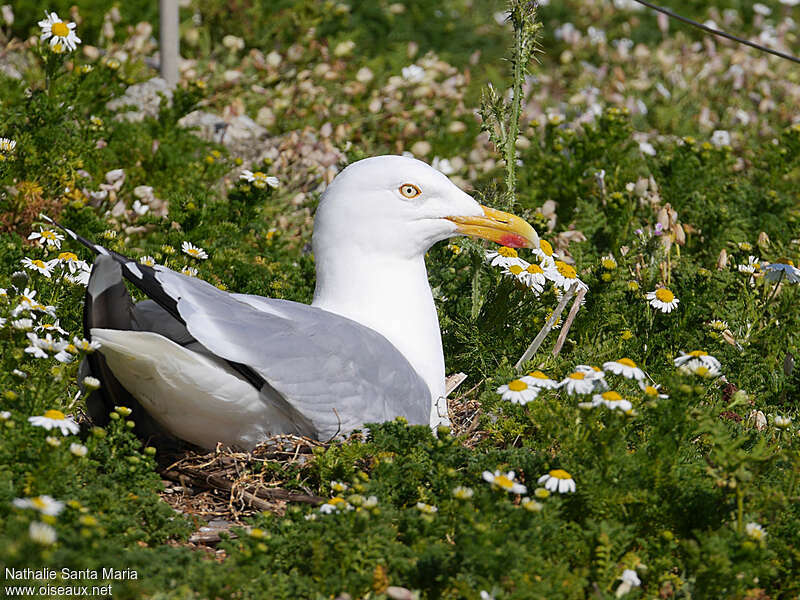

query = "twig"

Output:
[[552, 287, 587, 357], [514, 283, 578, 371]]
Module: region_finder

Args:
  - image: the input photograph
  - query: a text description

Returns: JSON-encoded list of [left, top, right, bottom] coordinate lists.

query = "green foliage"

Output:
[[0, 0, 799, 598]]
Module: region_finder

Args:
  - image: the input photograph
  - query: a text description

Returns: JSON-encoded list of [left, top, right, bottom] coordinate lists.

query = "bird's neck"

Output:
[[311, 250, 446, 425]]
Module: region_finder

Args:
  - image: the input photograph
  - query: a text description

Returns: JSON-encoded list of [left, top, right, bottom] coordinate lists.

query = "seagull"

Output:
[[45, 155, 539, 450]]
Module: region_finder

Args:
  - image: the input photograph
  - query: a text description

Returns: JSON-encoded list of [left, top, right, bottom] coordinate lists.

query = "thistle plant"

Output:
[[479, 0, 542, 207]]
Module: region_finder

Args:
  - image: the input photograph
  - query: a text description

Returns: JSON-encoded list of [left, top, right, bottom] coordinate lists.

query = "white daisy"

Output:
[[65, 263, 91, 286], [708, 320, 728, 331], [21, 257, 58, 277], [0, 411, 10, 420], [673, 351, 721, 371], [545, 260, 584, 291], [679, 359, 721, 378], [29, 522, 57, 545], [13, 495, 64, 516], [35, 320, 68, 336], [28, 227, 64, 249], [501, 260, 528, 281], [600, 255, 618, 270], [11, 318, 34, 331], [519, 262, 547, 293], [520, 497, 543, 512], [531, 239, 558, 267], [575, 365, 608, 386], [330, 481, 348, 493], [640, 382, 669, 399], [495, 379, 538, 404], [560, 371, 597, 395], [520, 370, 559, 389], [0, 137, 16, 156], [646, 287, 679, 313], [28, 410, 80, 435], [452, 486, 474, 500], [38, 10, 81, 52], [415, 502, 438, 514], [737, 255, 761, 274], [69, 443, 88, 457], [537, 469, 576, 494], [182, 241, 209, 260], [319, 497, 351, 514], [56, 252, 85, 274], [774, 415, 791, 429], [592, 390, 633, 412], [240, 170, 279, 189], [181, 266, 198, 277], [139, 255, 157, 267], [82, 376, 101, 391], [72, 336, 101, 353], [482, 470, 527, 494], [485, 246, 525, 269], [603, 358, 645, 381], [745, 522, 766, 541]]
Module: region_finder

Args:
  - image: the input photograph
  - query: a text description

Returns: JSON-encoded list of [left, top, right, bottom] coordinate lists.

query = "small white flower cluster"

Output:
[[240, 170, 279, 190], [25, 229, 93, 286], [496, 357, 670, 417], [674, 351, 722, 378], [485, 243, 588, 296]]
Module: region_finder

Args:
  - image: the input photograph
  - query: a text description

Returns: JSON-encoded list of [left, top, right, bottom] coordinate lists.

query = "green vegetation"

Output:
[[1, 0, 799, 598]]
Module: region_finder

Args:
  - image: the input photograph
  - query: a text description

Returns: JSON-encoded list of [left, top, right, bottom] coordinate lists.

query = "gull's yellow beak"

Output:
[[446, 205, 540, 249]]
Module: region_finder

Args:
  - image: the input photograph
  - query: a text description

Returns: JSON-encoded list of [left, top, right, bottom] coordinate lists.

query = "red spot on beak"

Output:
[[500, 233, 528, 248]]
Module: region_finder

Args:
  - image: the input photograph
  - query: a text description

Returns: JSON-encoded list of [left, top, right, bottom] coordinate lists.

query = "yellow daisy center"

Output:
[[52, 21, 70, 37], [188, 249, 200, 256], [32, 497, 47, 509], [329, 497, 347, 506], [494, 475, 513, 489], [644, 386, 658, 396], [526, 264, 543, 274], [41, 323, 53, 329], [528, 371, 548, 379], [601, 391, 623, 401], [618, 358, 637, 367], [507, 380, 528, 392], [569, 372, 586, 380], [32, 260, 46, 269], [539, 240, 553, 256], [41, 230, 57, 240], [695, 366, 710, 377], [688, 350, 708, 357], [555, 261, 576, 279], [43, 410, 66, 420], [498, 247, 518, 258], [655, 288, 675, 303], [66, 344, 78, 354], [549, 469, 571, 480], [601, 258, 616, 269], [508, 265, 523, 275], [58, 252, 77, 261]]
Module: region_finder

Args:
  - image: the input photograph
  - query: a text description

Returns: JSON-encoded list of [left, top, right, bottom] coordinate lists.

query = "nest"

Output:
[[156, 373, 484, 546]]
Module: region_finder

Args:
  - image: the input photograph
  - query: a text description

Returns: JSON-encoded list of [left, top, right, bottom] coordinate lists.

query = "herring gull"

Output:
[[45, 155, 539, 449]]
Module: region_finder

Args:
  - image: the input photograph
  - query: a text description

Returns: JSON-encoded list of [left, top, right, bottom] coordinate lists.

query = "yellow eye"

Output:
[[399, 183, 422, 199]]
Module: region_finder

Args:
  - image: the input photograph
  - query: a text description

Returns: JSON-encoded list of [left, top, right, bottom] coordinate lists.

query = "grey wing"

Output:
[[152, 267, 431, 439]]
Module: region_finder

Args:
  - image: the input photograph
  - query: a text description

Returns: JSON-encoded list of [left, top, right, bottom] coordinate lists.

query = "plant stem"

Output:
[[505, 24, 525, 204]]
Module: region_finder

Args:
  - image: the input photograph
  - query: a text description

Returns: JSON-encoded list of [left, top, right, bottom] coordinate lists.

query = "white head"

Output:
[[312, 155, 539, 262]]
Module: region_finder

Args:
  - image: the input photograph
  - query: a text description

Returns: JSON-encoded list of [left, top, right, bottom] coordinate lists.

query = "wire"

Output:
[[631, 0, 800, 65]]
